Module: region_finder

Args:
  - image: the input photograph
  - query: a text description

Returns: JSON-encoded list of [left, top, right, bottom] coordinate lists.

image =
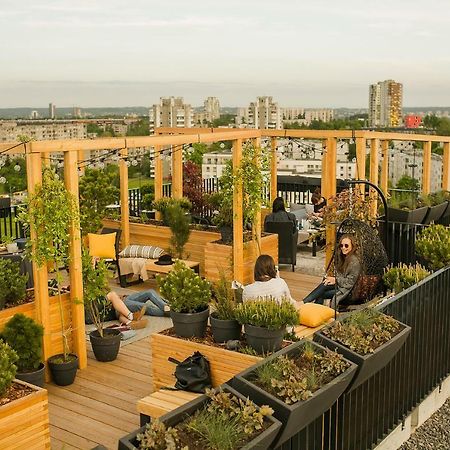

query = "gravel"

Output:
[[400, 398, 450, 450]]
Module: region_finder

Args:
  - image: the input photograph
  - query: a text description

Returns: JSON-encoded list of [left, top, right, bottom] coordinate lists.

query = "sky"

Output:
[[1, 0, 449, 108]]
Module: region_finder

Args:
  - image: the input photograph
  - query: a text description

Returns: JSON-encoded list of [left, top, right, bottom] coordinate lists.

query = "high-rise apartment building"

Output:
[[369, 80, 403, 128], [237, 96, 281, 129], [49, 103, 56, 119], [149, 97, 193, 134], [203, 97, 220, 122]]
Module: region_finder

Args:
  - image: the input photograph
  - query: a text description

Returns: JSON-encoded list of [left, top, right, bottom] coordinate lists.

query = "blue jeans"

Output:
[[124, 290, 167, 317], [303, 282, 336, 305]]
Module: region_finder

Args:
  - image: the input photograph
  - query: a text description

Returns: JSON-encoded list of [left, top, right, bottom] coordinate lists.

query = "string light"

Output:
[[14, 164, 21, 172], [0, 177, 6, 184]]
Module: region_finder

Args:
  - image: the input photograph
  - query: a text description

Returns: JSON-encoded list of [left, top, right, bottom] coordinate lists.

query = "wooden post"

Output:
[[253, 138, 261, 250], [172, 144, 183, 199], [442, 142, 450, 191], [270, 137, 277, 203], [64, 151, 87, 369], [25, 150, 51, 365], [325, 138, 337, 266], [355, 137, 366, 194], [232, 139, 244, 283], [119, 147, 130, 247], [380, 140, 389, 196], [422, 141, 432, 195], [77, 150, 85, 175], [369, 138, 379, 218], [321, 139, 328, 200]]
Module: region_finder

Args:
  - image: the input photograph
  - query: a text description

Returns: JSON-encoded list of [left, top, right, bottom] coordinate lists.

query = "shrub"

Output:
[[211, 272, 236, 320], [234, 298, 299, 330], [0, 259, 28, 310], [140, 183, 155, 211], [0, 340, 18, 396], [2, 314, 43, 372], [383, 263, 431, 293], [165, 203, 191, 259], [157, 260, 211, 313], [416, 224, 450, 270], [152, 197, 192, 225]]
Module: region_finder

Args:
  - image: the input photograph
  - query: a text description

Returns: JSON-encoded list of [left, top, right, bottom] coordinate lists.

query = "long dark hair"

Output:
[[272, 197, 286, 213], [254, 254, 277, 281], [335, 234, 358, 273]]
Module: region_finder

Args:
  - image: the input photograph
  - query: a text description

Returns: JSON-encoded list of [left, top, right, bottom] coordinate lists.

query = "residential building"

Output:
[[73, 107, 82, 118], [149, 97, 193, 134], [282, 107, 305, 120], [304, 109, 334, 124], [236, 96, 282, 129], [369, 80, 403, 127], [30, 110, 39, 120], [49, 103, 56, 119], [202, 151, 232, 178], [404, 115, 422, 129], [203, 97, 220, 122]]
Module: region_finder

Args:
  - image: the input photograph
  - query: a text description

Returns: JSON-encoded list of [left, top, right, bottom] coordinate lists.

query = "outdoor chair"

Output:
[[264, 221, 298, 272], [97, 227, 128, 287]]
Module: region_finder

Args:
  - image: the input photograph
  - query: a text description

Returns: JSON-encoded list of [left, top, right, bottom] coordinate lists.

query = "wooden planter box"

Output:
[[0, 380, 50, 449], [103, 219, 220, 276], [204, 233, 278, 284], [151, 332, 262, 391]]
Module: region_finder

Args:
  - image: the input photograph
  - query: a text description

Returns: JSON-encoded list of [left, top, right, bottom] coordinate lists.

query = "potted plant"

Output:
[[208, 191, 233, 243], [165, 203, 191, 259], [152, 197, 192, 226], [119, 385, 281, 450], [2, 313, 45, 387], [210, 272, 241, 343], [232, 340, 357, 446], [314, 308, 411, 391], [234, 298, 299, 354], [416, 224, 450, 270], [0, 258, 28, 310], [19, 168, 79, 386], [157, 260, 211, 338], [82, 248, 121, 362], [2, 235, 18, 253], [383, 263, 430, 294], [387, 194, 429, 224]]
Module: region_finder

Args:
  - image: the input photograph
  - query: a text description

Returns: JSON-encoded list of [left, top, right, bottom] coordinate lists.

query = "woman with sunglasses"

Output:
[[303, 234, 361, 307]]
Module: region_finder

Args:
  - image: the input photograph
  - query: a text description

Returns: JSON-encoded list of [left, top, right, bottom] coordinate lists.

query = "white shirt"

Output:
[[242, 277, 295, 304]]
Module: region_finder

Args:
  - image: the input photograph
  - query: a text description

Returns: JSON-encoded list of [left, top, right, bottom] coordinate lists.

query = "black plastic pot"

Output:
[[48, 353, 79, 386], [118, 384, 281, 450], [16, 362, 45, 388], [314, 315, 411, 391], [244, 324, 285, 354], [219, 225, 233, 243], [423, 202, 448, 225], [232, 341, 357, 446], [210, 314, 241, 343], [170, 307, 209, 338], [387, 206, 429, 224], [89, 329, 121, 362]]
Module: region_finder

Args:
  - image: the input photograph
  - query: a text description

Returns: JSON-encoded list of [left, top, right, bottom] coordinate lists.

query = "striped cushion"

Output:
[[119, 245, 165, 259]]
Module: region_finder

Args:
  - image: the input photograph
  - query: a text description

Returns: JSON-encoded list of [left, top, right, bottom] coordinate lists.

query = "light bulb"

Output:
[[14, 164, 21, 172], [0, 177, 6, 184]]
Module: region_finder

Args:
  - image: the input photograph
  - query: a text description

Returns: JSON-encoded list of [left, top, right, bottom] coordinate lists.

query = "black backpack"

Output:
[[168, 351, 212, 393]]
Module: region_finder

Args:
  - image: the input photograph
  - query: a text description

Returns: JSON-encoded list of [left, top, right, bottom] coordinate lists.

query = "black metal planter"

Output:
[[231, 341, 357, 447], [48, 353, 79, 386], [210, 314, 241, 343], [170, 307, 209, 338], [89, 329, 121, 362], [387, 206, 429, 224], [244, 324, 285, 354], [16, 362, 45, 388], [423, 202, 448, 225], [314, 317, 411, 391], [118, 384, 281, 450]]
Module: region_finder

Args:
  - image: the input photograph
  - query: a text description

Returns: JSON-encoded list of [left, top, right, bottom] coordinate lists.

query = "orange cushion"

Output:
[[299, 303, 335, 328], [88, 233, 116, 259]]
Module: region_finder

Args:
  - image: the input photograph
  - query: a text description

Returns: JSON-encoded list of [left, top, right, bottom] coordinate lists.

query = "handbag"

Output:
[[168, 351, 212, 393]]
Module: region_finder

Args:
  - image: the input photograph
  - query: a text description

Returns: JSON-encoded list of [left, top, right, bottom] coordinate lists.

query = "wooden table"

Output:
[[145, 259, 200, 275]]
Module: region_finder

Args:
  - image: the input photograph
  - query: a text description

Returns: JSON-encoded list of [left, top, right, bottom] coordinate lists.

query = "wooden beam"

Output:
[[380, 140, 389, 196], [119, 147, 130, 247], [171, 143, 183, 199], [253, 138, 261, 250], [63, 151, 87, 369], [325, 138, 337, 267], [270, 137, 277, 203], [355, 137, 366, 195], [422, 141, 432, 195], [443, 142, 450, 191], [369, 138, 379, 218], [232, 139, 244, 283]]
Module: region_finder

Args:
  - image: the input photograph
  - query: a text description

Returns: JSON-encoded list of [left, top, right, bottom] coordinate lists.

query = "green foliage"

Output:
[[235, 298, 299, 330], [211, 272, 236, 320], [416, 224, 450, 270], [126, 118, 150, 136], [2, 314, 43, 372], [423, 115, 450, 136], [0, 259, 27, 310], [81, 248, 111, 337], [152, 197, 192, 225], [284, 117, 365, 130], [0, 340, 18, 396], [137, 419, 181, 450], [323, 309, 400, 355], [0, 157, 27, 194], [140, 183, 155, 210], [157, 260, 211, 313], [211, 114, 236, 127], [383, 263, 431, 293], [184, 143, 208, 166], [79, 168, 119, 235], [1, 235, 14, 245], [165, 204, 191, 259], [395, 175, 420, 192]]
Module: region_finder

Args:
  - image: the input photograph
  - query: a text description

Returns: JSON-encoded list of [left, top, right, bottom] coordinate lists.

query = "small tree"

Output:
[[0, 259, 28, 310], [165, 204, 191, 259], [0, 341, 18, 396]]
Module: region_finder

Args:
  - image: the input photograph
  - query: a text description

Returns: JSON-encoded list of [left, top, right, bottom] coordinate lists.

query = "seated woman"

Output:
[[303, 234, 361, 308], [242, 254, 298, 306], [264, 197, 297, 229], [308, 192, 326, 221]]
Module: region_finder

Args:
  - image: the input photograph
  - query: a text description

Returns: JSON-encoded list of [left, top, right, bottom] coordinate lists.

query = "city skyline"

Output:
[[1, 0, 449, 107]]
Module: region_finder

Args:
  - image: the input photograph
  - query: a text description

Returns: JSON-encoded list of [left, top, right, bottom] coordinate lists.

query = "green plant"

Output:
[[140, 183, 155, 211], [234, 298, 299, 330], [416, 224, 450, 270], [157, 260, 211, 313], [322, 308, 400, 355], [211, 271, 236, 320], [1, 235, 14, 245], [165, 203, 191, 259], [81, 248, 111, 337], [0, 259, 28, 310], [383, 263, 431, 293], [79, 168, 119, 235], [152, 197, 192, 225], [2, 314, 43, 372], [137, 419, 181, 450], [18, 168, 79, 362], [0, 340, 18, 396]]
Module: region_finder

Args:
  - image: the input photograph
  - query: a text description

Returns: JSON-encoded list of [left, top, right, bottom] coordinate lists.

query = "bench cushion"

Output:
[[119, 245, 165, 259]]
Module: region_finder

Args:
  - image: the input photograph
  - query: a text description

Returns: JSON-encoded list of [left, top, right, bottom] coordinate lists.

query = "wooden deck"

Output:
[[48, 271, 321, 449]]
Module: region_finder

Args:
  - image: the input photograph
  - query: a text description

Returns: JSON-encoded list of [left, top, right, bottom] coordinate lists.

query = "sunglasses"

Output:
[[340, 243, 350, 249]]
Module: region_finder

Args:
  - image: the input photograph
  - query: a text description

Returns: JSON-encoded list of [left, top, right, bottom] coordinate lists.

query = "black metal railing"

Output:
[[278, 267, 450, 450], [0, 205, 25, 240]]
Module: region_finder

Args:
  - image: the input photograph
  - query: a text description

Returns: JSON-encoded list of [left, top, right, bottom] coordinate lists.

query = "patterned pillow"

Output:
[[119, 245, 165, 259]]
